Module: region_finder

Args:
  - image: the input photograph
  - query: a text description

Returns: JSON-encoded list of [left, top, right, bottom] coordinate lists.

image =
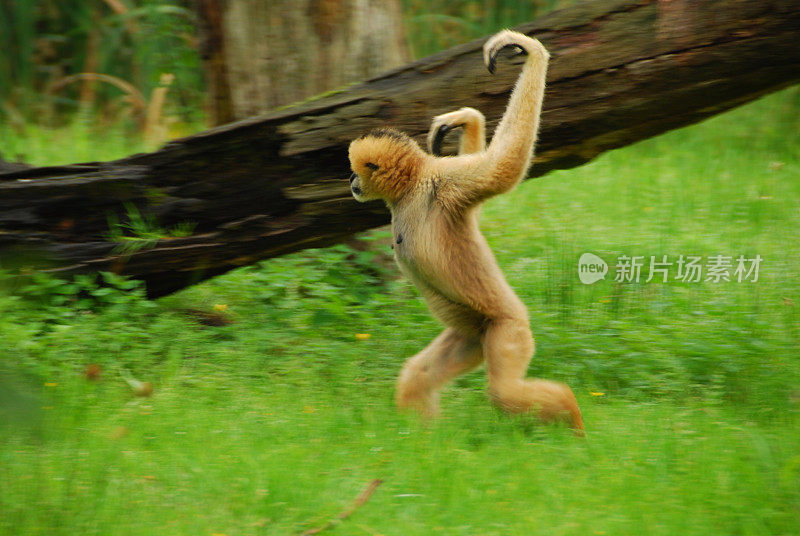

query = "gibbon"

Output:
[[348, 30, 583, 431]]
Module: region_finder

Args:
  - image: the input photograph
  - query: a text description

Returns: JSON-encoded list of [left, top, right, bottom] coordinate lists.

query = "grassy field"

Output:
[[1, 87, 799, 535]]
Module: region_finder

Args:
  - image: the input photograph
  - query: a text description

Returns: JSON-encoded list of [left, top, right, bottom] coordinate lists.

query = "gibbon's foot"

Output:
[[483, 30, 548, 75], [396, 389, 441, 420], [396, 366, 442, 419], [396, 329, 484, 419], [490, 378, 584, 433], [427, 107, 485, 156]]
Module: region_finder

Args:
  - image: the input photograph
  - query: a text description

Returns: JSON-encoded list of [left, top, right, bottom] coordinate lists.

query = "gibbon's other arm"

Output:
[[427, 107, 486, 156], [435, 31, 549, 209]]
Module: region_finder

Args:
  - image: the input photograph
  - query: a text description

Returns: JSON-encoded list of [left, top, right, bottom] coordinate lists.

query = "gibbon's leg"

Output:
[[396, 328, 483, 417], [427, 107, 486, 156], [483, 316, 584, 430]]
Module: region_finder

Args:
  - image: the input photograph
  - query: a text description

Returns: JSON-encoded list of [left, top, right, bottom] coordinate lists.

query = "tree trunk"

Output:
[[1, 0, 799, 298], [194, 0, 408, 124]]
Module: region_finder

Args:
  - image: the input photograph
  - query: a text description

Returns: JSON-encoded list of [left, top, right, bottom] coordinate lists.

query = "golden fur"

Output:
[[348, 30, 583, 431]]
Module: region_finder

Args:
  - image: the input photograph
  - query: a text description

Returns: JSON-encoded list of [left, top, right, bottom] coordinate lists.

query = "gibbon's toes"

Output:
[[483, 30, 547, 74]]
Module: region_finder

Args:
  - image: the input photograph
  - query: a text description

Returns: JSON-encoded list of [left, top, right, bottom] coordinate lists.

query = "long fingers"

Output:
[[483, 30, 548, 74], [427, 107, 486, 156], [428, 123, 453, 156]]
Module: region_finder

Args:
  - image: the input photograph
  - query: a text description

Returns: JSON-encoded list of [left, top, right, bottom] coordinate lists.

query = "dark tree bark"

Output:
[[194, 0, 236, 124], [194, 0, 408, 124], [1, 0, 799, 297], [0, 153, 31, 174]]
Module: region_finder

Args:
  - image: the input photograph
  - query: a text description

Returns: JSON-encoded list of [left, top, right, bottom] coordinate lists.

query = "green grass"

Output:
[[1, 87, 799, 535], [0, 116, 147, 166]]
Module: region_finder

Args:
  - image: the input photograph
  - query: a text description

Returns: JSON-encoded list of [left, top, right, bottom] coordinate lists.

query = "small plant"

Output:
[[224, 235, 396, 334], [11, 270, 155, 327], [107, 203, 195, 254]]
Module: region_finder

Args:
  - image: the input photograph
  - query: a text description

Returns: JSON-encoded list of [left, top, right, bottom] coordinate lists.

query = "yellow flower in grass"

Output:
[[355, 333, 371, 340], [590, 392, 605, 397], [213, 304, 228, 312]]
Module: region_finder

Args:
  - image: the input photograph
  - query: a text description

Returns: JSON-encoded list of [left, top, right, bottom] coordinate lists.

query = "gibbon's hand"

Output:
[[427, 107, 486, 156], [483, 29, 549, 75], [428, 123, 453, 157]]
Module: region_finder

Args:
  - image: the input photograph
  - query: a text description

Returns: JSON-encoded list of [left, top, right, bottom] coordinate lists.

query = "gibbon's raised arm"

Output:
[[434, 31, 549, 209], [428, 107, 487, 156]]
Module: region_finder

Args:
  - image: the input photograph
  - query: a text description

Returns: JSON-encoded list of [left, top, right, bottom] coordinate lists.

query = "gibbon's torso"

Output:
[[390, 177, 527, 330]]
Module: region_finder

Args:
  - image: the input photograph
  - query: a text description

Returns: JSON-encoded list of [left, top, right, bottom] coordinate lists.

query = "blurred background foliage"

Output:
[[402, 0, 570, 57], [0, 0, 203, 132], [0, 0, 568, 136]]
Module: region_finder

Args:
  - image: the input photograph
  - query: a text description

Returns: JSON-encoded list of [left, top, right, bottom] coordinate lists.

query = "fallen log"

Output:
[[1, 0, 799, 297]]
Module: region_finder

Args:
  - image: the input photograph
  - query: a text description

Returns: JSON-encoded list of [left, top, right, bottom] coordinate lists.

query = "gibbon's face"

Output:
[[348, 157, 379, 202], [348, 129, 422, 203]]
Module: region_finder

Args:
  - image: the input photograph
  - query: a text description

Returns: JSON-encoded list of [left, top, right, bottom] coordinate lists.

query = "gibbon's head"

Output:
[[348, 128, 425, 203]]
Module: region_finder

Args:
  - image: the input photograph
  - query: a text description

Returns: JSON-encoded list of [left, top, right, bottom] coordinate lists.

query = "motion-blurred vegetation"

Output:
[[0, 0, 203, 132], [402, 0, 570, 57], [0, 0, 567, 141]]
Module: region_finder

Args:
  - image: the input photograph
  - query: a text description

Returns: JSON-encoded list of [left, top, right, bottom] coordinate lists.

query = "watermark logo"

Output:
[[578, 253, 762, 284], [578, 253, 608, 285]]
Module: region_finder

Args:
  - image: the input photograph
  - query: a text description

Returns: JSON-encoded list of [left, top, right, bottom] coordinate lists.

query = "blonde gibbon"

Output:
[[347, 30, 583, 431]]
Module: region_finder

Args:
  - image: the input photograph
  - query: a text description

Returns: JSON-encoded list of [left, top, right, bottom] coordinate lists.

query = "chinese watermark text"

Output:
[[578, 253, 762, 284]]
